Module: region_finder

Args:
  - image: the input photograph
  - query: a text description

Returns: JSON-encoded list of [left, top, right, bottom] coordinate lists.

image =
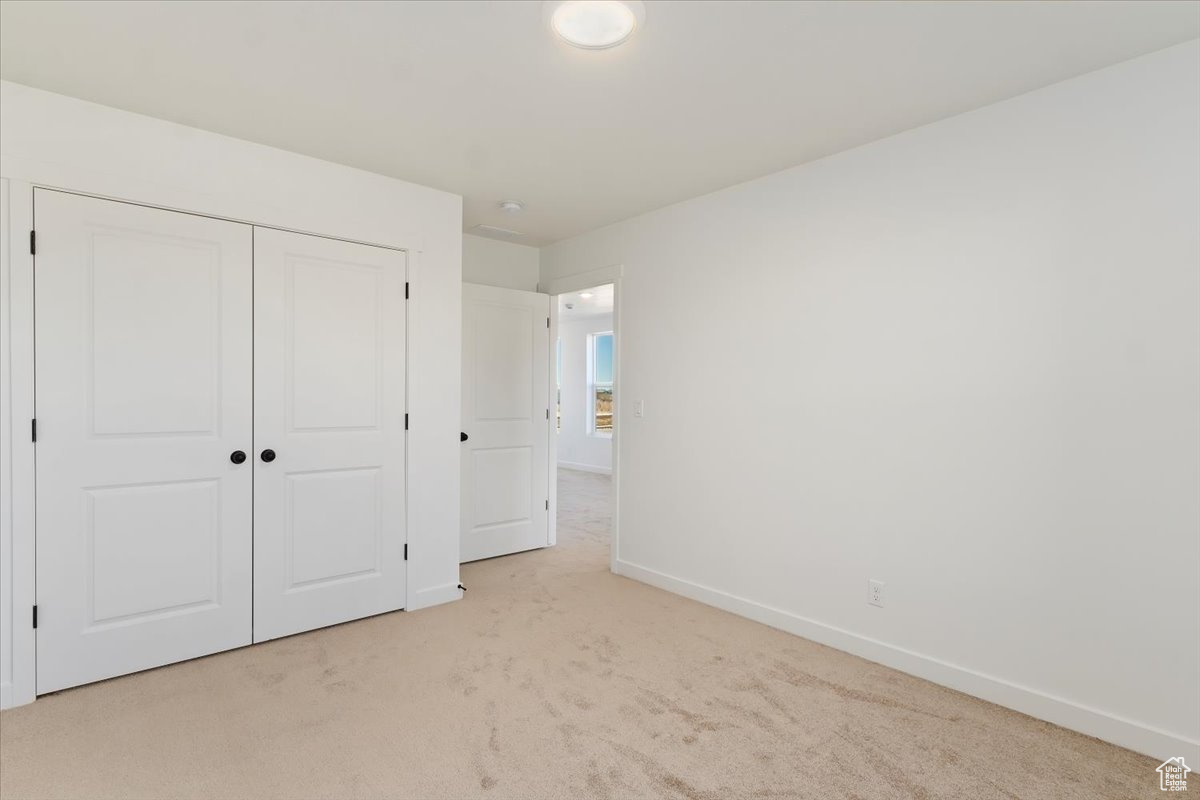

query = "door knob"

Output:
[[260, 449, 276, 463], [460, 432, 469, 442], [230, 450, 247, 465]]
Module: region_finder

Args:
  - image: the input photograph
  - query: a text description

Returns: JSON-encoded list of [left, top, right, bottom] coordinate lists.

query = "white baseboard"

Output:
[[558, 461, 611, 475], [614, 559, 1200, 765], [409, 581, 463, 611]]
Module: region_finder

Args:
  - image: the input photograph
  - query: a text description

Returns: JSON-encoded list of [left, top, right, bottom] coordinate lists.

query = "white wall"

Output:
[[557, 315, 614, 473], [462, 233, 539, 292], [0, 81, 464, 709], [540, 41, 1200, 763]]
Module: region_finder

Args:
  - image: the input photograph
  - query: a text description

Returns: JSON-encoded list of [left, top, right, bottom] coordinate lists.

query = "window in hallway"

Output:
[[590, 332, 613, 435]]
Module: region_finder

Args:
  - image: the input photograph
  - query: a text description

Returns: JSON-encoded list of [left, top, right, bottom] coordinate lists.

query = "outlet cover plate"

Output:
[[868, 579, 885, 608]]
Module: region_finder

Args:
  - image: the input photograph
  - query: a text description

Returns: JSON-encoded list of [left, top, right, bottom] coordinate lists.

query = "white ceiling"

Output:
[[559, 283, 614, 321], [1, 1, 1196, 246]]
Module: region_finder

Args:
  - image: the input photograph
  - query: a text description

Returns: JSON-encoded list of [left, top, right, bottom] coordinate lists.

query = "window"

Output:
[[589, 332, 613, 435]]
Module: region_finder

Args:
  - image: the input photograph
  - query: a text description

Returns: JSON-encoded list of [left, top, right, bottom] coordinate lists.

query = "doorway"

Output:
[[550, 281, 617, 568], [554, 284, 614, 473], [457, 268, 621, 572]]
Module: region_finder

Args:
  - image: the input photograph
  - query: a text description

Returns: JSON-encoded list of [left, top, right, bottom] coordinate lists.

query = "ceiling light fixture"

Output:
[[499, 200, 524, 213], [545, 0, 644, 50], [580, 292, 594, 298]]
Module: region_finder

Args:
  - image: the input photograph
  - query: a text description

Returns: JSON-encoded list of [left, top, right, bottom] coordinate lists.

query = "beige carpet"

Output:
[[0, 469, 1161, 799]]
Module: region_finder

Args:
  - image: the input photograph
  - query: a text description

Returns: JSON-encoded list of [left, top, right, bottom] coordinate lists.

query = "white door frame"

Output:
[[2, 178, 36, 710], [540, 265, 623, 573], [0, 180, 414, 709]]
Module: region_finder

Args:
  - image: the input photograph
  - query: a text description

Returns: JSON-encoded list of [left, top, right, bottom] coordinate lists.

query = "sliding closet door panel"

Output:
[[253, 228, 406, 642], [34, 189, 253, 693]]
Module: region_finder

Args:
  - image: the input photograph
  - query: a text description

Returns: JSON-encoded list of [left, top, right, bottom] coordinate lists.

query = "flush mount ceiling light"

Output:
[[498, 200, 524, 213], [579, 292, 594, 298], [545, 0, 645, 50]]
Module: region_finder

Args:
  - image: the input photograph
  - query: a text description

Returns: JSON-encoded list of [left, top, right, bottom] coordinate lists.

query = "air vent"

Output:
[[473, 224, 524, 239]]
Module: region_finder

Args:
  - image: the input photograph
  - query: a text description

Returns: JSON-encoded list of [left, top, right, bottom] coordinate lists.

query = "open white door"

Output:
[[253, 229, 407, 642], [34, 190, 254, 693], [461, 283, 550, 562]]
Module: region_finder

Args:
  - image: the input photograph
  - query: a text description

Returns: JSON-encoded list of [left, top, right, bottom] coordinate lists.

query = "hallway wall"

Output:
[[557, 315, 613, 474]]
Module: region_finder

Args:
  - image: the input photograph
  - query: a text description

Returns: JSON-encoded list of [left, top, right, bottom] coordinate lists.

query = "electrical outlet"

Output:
[[868, 579, 885, 608]]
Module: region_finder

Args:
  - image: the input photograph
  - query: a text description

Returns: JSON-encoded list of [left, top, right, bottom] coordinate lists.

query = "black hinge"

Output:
[[405, 282, 410, 300], [29, 230, 36, 255], [31, 419, 36, 442], [404, 543, 408, 561], [546, 317, 550, 328], [545, 499, 549, 511], [32, 605, 37, 629], [404, 413, 409, 430]]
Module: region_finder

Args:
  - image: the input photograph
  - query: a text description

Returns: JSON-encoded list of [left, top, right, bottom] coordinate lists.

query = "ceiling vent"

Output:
[[473, 224, 525, 239]]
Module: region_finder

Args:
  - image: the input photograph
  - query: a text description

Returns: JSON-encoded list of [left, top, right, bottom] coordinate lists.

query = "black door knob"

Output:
[[230, 450, 247, 465], [460, 432, 469, 442], [260, 449, 276, 463]]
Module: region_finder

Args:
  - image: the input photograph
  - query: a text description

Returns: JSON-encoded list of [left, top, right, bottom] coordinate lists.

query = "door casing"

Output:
[[540, 266, 624, 575]]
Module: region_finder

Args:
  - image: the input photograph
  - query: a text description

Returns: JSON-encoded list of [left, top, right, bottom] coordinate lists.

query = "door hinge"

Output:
[[546, 316, 550, 328], [405, 282, 410, 300], [404, 543, 408, 561], [31, 418, 36, 442], [545, 409, 549, 420], [545, 499, 549, 511], [29, 230, 36, 256], [32, 605, 38, 629], [404, 413, 409, 430]]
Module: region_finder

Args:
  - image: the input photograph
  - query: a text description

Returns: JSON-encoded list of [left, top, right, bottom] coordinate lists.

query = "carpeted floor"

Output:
[[0, 468, 1161, 799]]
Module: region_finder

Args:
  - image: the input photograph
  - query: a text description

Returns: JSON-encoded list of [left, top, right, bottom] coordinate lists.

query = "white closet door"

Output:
[[34, 189, 253, 693], [253, 228, 407, 642], [460, 283, 550, 562]]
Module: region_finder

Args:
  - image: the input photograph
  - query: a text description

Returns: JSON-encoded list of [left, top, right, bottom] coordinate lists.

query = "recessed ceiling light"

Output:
[[499, 200, 524, 213], [545, 1, 645, 50], [580, 292, 594, 298]]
